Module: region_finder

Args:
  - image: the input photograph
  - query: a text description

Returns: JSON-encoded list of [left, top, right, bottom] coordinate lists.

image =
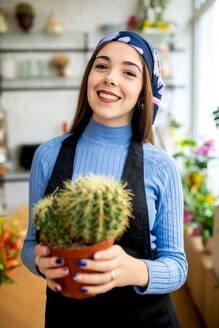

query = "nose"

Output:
[[103, 73, 118, 87]]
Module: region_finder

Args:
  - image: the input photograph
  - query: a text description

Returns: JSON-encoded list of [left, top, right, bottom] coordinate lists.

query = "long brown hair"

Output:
[[69, 42, 154, 144]]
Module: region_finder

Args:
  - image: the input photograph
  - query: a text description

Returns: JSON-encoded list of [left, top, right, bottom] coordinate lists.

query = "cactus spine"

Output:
[[33, 175, 134, 248]]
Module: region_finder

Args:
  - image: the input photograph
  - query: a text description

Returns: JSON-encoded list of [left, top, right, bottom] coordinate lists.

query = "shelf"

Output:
[[0, 30, 186, 92], [0, 30, 184, 53], [165, 84, 186, 90], [0, 170, 30, 183], [1, 76, 82, 91], [0, 77, 185, 92], [0, 48, 87, 53], [0, 31, 87, 51]]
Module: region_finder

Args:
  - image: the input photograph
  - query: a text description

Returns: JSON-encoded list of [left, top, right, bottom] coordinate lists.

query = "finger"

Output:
[[35, 244, 50, 257], [47, 278, 62, 292], [73, 271, 114, 285], [77, 258, 118, 272], [80, 281, 115, 295], [93, 245, 120, 260], [37, 255, 66, 271], [44, 267, 69, 279]]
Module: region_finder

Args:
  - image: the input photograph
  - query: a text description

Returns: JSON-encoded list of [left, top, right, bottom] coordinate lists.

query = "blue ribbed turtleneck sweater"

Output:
[[21, 118, 187, 295]]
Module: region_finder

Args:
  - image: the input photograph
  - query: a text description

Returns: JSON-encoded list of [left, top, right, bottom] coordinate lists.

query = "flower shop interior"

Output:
[[0, 0, 218, 327]]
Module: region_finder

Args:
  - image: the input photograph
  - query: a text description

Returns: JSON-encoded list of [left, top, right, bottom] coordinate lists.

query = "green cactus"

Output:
[[15, 3, 35, 15], [33, 175, 134, 249]]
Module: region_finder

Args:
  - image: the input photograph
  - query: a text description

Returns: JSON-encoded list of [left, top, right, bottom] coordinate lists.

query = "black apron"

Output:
[[37, 132, 180, 327]]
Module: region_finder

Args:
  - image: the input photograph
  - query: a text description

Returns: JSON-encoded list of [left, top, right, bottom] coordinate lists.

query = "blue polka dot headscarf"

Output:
[[95, 31, 165, 123]]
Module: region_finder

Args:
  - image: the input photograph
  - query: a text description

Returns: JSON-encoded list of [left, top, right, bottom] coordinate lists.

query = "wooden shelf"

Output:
[[184, 233, 219, 328]]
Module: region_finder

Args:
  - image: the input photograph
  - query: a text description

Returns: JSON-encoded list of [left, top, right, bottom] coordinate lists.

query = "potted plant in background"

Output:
[[33, 174, 134, 299], [15, 2, 35, 32], [0, 8, 10, 34], [0, 217, 21, 286], [174, 138, 218, 252], [137, 0, 176, 33], [49, 53, 71, 77]]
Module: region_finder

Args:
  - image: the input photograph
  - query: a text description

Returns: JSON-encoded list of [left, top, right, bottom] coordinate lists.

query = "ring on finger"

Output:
[[110, 270, 115, 281]]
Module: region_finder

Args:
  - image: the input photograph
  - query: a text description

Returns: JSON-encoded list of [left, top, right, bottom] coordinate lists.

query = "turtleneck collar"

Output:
[[82, 118, 132, 145]]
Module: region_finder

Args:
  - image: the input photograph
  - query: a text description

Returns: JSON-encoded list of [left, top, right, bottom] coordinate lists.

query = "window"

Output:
[[193, 0, 219, 193]]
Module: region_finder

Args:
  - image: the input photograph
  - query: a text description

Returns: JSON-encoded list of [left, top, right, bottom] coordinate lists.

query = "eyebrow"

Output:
[[95, 55, 142, 74]]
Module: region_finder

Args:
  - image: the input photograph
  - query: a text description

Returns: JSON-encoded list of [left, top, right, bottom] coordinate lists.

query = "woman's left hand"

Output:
[[73, 244, 149, 296]]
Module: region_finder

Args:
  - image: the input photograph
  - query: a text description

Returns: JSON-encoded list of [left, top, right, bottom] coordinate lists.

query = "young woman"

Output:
[[21, 31, 187, 327]]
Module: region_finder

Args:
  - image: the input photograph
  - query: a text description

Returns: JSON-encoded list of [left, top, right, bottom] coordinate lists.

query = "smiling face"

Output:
[[87, 41, 143, 127]]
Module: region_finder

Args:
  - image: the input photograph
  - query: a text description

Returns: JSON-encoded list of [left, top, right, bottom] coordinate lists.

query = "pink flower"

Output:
[[191, 226, 203, 236], [184, 210, 193, 223], [194, 140, 215, 157]]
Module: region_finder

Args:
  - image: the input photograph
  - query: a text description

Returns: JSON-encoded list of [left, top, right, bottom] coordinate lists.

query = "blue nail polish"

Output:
[[81, 288, 88, 293], [55, 287, 60, 292], [78, 260, 86, 267], [56, 258, 64, 264], [45, 248, 50, 255]]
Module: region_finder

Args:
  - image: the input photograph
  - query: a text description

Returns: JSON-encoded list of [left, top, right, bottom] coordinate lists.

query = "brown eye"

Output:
[[95, 64, 108, 69], [125, 71, 136, 77]]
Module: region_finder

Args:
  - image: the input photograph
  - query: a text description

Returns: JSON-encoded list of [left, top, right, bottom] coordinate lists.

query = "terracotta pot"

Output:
[[16, 13, 34, 31], [49, 238, 114, 299], [204, 236, 213, 254]]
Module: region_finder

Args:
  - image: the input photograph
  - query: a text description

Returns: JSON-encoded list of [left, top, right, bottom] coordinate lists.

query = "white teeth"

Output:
[[99, 92, 119, 100]]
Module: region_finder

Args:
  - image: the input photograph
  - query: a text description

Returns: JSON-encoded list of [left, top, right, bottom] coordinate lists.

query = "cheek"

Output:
[[87, 73, 97, 102], [87, 70, 102, 89], [87, 73, 94, 91], [125, 82, 142, 102]]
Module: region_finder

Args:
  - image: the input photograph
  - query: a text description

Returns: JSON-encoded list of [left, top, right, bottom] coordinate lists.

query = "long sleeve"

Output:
[[134, 150, 188, 294]]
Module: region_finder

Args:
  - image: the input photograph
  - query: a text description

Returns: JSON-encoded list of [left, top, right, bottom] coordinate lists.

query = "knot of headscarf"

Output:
[[95, 31, 165, 123]]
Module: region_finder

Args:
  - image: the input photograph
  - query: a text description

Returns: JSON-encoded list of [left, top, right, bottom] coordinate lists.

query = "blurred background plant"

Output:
[[174, 139, 218, 246], [15, 2, 35, 32], [173, 108, 219, 247], [212, 106, 219, 128], [137, 0, 176, 32], [0, 217, 22, 286]]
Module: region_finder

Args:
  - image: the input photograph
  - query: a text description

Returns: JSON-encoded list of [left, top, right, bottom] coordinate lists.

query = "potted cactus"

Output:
[[15, 2, 35, 32], [33, 175, 134, 299]]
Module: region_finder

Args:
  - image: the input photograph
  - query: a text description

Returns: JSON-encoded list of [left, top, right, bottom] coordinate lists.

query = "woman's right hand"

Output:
[[34, 244, 69, 292]]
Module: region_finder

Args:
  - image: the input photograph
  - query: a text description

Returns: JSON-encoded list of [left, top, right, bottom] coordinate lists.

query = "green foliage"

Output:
[[33, 175, 134, 249], [0, 217, 22, 286], [212, 107, 219, 128], [150, 0, 170, 10], [174, 139, 218, 246], [0, 271, 14, 285], [137, 0, 175, 31], [15, 3, 35, 15]]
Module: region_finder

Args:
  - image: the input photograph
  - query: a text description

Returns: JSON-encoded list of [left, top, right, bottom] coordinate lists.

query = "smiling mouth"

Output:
[[97, 91, 121, 103]]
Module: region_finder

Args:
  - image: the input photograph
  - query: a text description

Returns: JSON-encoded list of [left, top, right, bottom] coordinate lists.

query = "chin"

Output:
[[93, 111, 117, 121]]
